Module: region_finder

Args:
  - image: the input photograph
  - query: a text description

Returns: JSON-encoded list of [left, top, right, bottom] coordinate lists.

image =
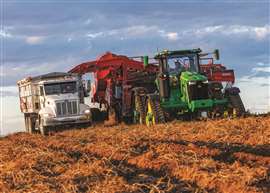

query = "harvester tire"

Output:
[[134, 93, 147, 124]]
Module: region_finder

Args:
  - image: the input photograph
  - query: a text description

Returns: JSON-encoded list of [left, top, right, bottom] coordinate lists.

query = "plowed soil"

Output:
[[0, 116, 269, 193]]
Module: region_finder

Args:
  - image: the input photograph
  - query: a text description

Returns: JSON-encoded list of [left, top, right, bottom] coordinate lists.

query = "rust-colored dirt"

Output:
[[0, 116, 269, 193]]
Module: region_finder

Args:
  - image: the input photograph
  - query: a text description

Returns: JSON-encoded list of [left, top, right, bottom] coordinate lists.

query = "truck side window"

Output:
[[35, 102, 39, 109], [40, 86, 44, 96]]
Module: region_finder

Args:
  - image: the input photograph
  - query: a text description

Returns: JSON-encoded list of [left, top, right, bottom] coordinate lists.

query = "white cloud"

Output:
[[1, 86, 18, 97], [86, 32, 104, 39], [254, 26, 270, 40], [0, 29, 12, 38], [158, 30, 179, 41], [193, 24, 270, 41], [86, 25, 159, 39], [25, 36, 45, 45], [84, 18, 92, 25], [125, 25, 158, 36], [166, 32, 179, 41], [252, 66, 270, 73], [84, 24, 269, 41], [237, 62, 270, 113], [236, 76, 270, 113], [67, 37, 72, 42]]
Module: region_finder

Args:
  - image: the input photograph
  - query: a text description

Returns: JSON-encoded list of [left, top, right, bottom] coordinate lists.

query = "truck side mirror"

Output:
[[213, 49, 220, 60], [143, 56, 149, 67], [86, 80, 91, 92], [83, 80, 91, 97], [40, 86, 44, 96]]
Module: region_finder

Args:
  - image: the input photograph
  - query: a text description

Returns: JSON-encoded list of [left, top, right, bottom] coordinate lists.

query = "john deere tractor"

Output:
[[133, 48, 245, 125]]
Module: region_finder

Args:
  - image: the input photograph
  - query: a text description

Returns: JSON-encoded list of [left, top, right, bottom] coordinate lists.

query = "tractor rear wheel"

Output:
[[145, 94, 165, 126], [226, 87, 246, 117]]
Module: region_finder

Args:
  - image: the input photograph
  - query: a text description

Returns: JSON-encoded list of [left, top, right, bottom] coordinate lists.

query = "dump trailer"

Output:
[[17, 72, 92, 135]]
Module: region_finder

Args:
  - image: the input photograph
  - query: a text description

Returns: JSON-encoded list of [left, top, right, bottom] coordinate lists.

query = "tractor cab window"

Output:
[[168, 54, 199, 73]]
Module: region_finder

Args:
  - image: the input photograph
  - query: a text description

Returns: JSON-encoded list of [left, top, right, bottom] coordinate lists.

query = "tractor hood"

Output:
[[180, 71, 208, 82]]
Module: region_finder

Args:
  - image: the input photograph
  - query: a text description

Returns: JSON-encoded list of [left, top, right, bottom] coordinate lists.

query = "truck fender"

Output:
[[79, 103, 91, 114], [38, 107, 55, 118]]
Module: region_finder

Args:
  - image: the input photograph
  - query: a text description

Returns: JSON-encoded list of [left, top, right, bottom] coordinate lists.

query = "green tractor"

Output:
[[133, 48, 245, 125]]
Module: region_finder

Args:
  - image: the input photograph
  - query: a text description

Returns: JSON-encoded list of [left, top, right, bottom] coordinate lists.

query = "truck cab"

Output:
[[17, 72, 92, 135]]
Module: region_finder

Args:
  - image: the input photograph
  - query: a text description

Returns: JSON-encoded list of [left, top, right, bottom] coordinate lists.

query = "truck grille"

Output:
[[56, 101, 78, 116]]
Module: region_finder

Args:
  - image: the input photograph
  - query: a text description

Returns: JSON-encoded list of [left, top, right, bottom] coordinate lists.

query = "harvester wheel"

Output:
[[134, 94, 147, 124]]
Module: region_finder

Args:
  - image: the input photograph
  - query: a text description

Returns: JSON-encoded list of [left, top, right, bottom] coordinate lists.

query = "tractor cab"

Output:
[[154, 48, 214, 117], [154, 48, 205, 100], [155, 48, 201, 75]]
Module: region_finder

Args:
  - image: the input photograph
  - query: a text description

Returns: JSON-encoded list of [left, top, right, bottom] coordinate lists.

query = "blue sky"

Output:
[[1, 0, 270, 135]]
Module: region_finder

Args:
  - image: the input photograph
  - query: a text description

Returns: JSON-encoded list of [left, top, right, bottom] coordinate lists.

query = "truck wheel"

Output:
[[39, 119, 48, 136], [24, 114, 29, 133], [29, 117, 36, 134], [25, 115, 35, 134]]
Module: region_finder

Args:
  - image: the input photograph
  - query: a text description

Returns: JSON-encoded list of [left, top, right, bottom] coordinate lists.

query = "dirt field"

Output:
[[0, 116, 269, 193]]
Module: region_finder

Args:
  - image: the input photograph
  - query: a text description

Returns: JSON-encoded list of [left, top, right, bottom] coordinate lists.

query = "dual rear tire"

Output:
[[24, 114, 49, 135], [24, 114, 35, 134]]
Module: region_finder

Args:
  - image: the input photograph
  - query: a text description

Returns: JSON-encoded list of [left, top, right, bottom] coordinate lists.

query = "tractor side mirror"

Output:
[[213, 49, 220, 60], [143, 56, 149, 67]]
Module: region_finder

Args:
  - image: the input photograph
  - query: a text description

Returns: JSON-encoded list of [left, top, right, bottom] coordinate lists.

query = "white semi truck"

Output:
[[17, 72, 92, 135]]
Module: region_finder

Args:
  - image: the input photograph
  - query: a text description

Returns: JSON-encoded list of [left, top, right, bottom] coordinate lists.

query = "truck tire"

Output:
[[24, 114, 29, 132], [24, 114, 34, 134], [39, 119, 48, 136], [29, 117, 36, 134]]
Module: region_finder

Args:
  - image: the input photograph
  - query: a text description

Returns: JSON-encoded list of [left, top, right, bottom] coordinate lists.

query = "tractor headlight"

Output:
[[188, 81, 196, 85], [84, 109, 91, 114]]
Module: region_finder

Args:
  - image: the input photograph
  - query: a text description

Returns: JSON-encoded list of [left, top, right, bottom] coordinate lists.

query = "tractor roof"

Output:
[[155, 48, 202, 58]]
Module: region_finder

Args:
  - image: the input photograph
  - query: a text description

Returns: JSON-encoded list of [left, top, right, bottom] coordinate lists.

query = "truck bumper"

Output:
[[43, 114, 91, 127]]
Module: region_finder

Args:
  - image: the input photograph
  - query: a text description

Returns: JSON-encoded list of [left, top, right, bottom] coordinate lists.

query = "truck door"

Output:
[[39, 85, 45, 108]]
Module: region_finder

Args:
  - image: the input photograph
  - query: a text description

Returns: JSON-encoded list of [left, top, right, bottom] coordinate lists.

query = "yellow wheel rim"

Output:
[[146, 99, 155, 126]]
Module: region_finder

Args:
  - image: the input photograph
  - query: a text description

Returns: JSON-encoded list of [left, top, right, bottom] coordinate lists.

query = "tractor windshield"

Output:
[[168, 54, 199, 74]]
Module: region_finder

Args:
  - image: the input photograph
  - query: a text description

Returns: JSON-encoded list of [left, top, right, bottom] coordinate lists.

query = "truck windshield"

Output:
[[44, 82, 77, 95]]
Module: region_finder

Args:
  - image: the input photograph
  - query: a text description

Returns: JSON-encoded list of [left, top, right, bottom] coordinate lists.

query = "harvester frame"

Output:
[[69, 48, 245, 125]]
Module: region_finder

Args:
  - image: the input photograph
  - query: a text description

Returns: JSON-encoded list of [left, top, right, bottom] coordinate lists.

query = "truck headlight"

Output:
[[188, 81, 196, 85], [84, 109, 91, 114], [203, 80, 208, 84], [44, 113, 54, 118]]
